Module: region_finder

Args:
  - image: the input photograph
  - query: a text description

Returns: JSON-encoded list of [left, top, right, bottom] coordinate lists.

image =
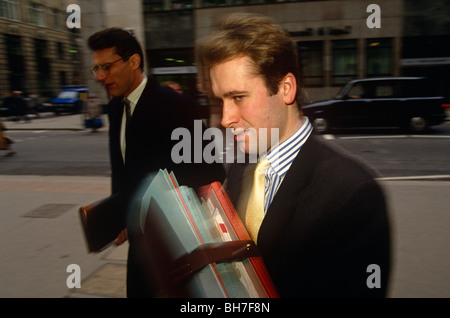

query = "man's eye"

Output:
[[233, 96, 245, 101], [211, 98, 223, 106], [102, 64, 111, 71]]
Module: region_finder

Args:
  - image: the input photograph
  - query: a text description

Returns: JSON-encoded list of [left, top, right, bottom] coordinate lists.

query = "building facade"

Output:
[[143, 0, 450, 125], [0, 0, 83, 100]]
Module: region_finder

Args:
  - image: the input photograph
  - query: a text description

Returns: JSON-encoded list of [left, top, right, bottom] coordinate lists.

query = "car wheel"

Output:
[[313, 118, 329, 133], [409, 117, 428, 132]]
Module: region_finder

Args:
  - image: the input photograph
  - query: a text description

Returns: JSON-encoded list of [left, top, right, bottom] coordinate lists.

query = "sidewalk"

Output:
[[0, 174, 128, 298], [2, 112, 108, 131], [0, 114, 127, 298]]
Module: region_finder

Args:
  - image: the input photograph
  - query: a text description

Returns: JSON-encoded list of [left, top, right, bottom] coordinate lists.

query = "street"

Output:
[[0, 115, 449, 298], [1, 121, 450, 178]]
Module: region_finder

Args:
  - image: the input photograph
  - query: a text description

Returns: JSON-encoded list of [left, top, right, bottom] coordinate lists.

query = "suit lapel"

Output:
[[257, 133, 324, 253]]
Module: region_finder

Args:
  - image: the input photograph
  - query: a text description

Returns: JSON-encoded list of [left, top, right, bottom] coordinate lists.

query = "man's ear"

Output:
[[281, 73, 297, 105], [129, 53, 141, 71]]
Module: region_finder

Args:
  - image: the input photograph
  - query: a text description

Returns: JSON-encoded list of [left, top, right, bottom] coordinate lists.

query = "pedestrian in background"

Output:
[[88, 27, 225, 297], [84, 95, 103, 132], [0, 115, 15, 156], [3, 91, 29, 122], [161, 81, 184, 95], [197, 13, 391, 297]]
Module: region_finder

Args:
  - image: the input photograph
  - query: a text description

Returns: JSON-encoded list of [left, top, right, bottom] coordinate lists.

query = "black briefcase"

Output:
[[79, 194, 125, 253]]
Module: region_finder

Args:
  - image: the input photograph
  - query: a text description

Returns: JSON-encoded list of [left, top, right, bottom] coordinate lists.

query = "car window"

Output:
[[375, 85, 394, 97], [347, 83, 365, 98], [57, 91, 78, 99]]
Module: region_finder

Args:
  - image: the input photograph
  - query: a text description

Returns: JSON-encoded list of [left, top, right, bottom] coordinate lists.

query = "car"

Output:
[[41, 85, 88, 115], [0, 91, 35, 119], [302, 77, 449, 133]]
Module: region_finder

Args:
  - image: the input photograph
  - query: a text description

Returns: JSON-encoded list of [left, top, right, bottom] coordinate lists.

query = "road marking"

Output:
[[338, 135, 408, 140], [327, 135, 450, 140], [410, 135, 450, 139], [377, 175, 450, 181]]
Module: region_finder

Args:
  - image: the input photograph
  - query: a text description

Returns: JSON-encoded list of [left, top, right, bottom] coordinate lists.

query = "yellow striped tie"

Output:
[[245, 157, 270, 243]]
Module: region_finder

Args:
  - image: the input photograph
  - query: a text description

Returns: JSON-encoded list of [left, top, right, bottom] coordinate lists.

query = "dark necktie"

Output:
[[123, 98, 131, 128], [121, 98, 131, 162]]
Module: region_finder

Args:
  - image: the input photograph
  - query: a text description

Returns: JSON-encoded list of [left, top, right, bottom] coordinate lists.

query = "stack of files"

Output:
[[127, 169, 279, 298]]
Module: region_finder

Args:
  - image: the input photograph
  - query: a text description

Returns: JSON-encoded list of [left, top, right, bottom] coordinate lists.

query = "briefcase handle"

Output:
[[170, 240, 260, 286]]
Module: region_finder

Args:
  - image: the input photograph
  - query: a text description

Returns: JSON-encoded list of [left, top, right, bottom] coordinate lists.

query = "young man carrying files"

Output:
[[196, 13, 391, 297]]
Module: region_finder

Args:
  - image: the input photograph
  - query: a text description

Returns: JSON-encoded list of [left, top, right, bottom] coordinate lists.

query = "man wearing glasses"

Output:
[[87, 28, 225, 297]]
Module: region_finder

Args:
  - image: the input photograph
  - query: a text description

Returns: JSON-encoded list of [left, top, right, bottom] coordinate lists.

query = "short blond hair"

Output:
[[196, 13, 308, 108]]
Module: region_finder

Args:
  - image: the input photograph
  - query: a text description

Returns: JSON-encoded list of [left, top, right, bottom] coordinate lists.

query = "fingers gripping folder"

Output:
[[170, 240, 260, 287]]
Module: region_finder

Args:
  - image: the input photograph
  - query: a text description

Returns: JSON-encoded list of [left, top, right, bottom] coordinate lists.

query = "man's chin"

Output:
[[104, 85, 119, 97], [237, 141, 258, 156]]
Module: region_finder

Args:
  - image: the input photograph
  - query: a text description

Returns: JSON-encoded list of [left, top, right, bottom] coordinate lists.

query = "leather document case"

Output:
[[79, 194, 124, 253]]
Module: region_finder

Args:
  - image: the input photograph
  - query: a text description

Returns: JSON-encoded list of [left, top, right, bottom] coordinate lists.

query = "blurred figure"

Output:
[[84, 95, 103, 132], [161, 81, 184, 95], [25, 94, 40, 118], [0, 115, 15, 156], [3, 91, 29, 122], [88, 27, 225, 297]]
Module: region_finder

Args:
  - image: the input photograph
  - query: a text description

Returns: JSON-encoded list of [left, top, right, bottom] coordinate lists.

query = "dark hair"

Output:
[[88, 27, 144, 71], [197, 13, 308, 108]]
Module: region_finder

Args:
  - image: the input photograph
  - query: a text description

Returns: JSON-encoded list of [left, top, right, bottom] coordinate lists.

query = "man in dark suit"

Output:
[[88, 28, 225, 297], [197, 13, 391, 297]]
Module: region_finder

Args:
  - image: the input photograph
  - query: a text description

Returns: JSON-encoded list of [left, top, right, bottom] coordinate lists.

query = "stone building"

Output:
[[0, 0, 83, 100]]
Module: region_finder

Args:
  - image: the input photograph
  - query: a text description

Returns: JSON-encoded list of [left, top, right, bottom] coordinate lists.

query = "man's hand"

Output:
[[114, 229, 128, 245]]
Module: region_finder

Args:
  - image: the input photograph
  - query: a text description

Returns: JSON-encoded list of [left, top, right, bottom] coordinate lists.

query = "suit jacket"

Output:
[[107, 76, 225, 297], [224, 132, 391, 298]]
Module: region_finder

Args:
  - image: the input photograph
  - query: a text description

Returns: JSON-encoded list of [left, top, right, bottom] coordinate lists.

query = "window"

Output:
[[69, 45, 80, 61], [50, 8, 63, 30], [0, 0, 19, 19], [5, 34, 25, 91], [35, 39, 52, 96], [57, 43, 64, 60], [298, 41, 324, 87], [171, 0, 194, 9], [143, 0, 165, 11], [347, 83, 366, 99], [366, 38, 392, 77], [375, 85, 394, 97], [29, 2, 46, 26], [332, 40, 357, 85]]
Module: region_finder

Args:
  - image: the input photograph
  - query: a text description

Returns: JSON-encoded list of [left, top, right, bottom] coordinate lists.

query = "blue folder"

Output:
[[127, 169, 278, 298]]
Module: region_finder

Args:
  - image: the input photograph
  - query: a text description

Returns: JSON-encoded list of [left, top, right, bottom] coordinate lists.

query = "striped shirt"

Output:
[[262, 117, 313, 213]]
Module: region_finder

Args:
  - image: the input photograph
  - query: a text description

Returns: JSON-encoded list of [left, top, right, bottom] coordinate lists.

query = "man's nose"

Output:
[[221, 101, 239, 128], [95, 71, 107, 83]]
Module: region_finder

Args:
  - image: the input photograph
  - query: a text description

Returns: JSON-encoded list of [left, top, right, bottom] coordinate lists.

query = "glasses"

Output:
[[90, 56, 128, 76]]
